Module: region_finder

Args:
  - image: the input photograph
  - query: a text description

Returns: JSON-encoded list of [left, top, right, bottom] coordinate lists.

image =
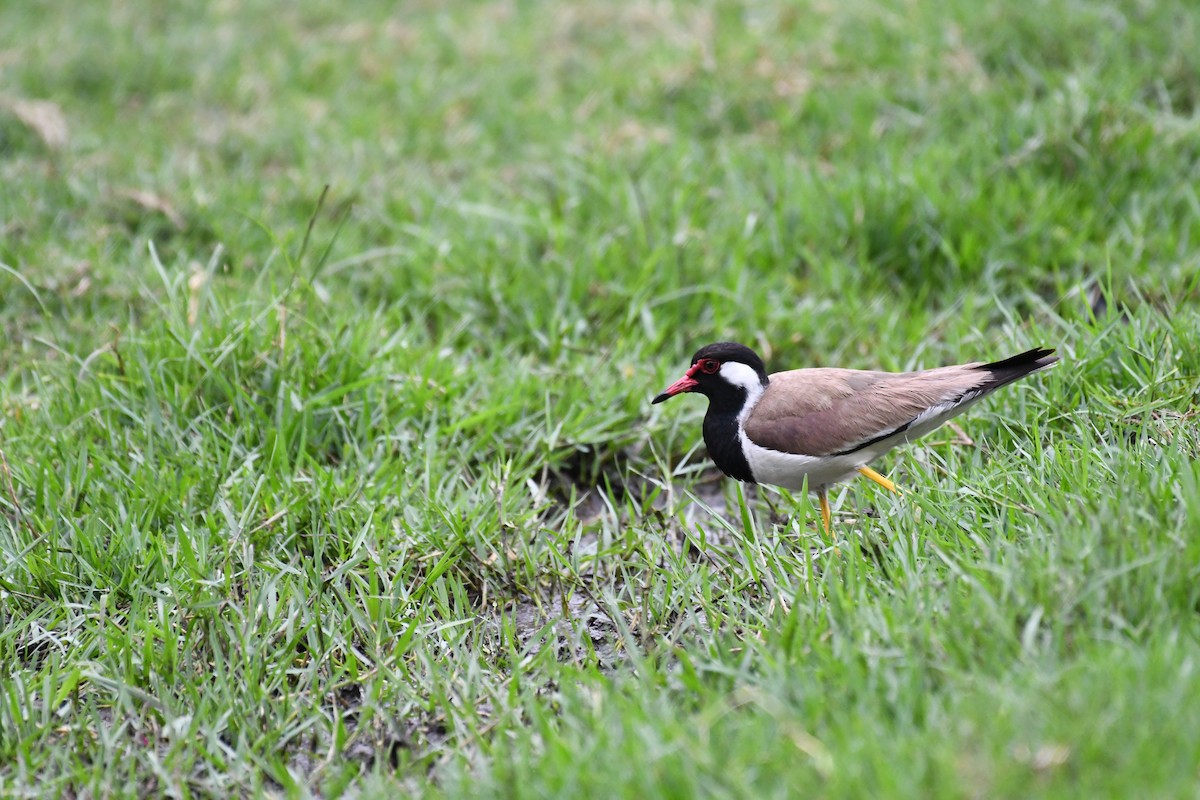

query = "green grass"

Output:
[[2, 0, 1200, 796]]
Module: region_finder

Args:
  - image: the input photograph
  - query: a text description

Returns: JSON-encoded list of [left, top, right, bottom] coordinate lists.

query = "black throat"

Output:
[[700, 383, 756, 484]]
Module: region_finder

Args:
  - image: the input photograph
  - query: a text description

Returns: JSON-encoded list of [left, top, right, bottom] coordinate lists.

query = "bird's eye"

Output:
[[698, 359, 720, 374]]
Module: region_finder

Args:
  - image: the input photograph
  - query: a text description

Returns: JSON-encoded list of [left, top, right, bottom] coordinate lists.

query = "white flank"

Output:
[[904, 390, 986, 440]]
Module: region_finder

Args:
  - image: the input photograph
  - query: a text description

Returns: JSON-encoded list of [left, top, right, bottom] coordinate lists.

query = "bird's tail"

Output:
[[977, 347, 1059, 390]]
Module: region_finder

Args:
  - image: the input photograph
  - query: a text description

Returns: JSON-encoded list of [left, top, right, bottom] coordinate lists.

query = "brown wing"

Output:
[[742, 365, 990, 457]]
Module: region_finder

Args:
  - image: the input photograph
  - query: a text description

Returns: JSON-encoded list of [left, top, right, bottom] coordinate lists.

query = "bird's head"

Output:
[[651, 342, 768, 406]]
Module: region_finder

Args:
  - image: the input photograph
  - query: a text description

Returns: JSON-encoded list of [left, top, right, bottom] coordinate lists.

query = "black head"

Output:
[[651, 341, 769, 406]]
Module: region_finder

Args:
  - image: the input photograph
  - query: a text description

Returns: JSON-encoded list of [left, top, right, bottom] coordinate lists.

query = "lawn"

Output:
[[2, 0, 1199, 796]]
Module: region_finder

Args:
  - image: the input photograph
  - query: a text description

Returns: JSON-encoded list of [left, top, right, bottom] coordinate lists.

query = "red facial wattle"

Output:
[[652, 363, 704, 404]]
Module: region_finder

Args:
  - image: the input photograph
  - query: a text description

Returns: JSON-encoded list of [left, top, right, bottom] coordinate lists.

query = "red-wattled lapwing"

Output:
[[652, 342, 1057, 532]]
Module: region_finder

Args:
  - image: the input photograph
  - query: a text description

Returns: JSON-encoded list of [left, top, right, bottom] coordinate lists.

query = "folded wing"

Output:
[[743, 348, 1057, 457]]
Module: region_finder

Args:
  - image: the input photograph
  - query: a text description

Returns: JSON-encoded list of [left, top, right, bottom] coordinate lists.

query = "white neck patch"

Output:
[[719, 361, 766, 422]]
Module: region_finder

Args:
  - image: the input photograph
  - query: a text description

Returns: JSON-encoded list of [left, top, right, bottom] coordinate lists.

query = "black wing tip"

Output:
[[985, 346, 1059, 369], [977, 346, 1059, 388]]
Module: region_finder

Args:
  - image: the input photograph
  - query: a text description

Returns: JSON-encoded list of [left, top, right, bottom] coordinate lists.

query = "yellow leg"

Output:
[[818, 489, 832, 534], [858, 465, 898, 494]]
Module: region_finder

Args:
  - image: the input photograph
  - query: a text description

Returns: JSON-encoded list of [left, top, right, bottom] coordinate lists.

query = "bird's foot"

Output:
[[857, 465, 900, 495]]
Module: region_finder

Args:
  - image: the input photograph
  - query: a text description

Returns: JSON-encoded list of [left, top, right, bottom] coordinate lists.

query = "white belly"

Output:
[[741, 435, 869, 491]]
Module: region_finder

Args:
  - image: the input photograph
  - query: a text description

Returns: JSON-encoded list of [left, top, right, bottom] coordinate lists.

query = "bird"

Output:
[[652, 342, 1057, 532]]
